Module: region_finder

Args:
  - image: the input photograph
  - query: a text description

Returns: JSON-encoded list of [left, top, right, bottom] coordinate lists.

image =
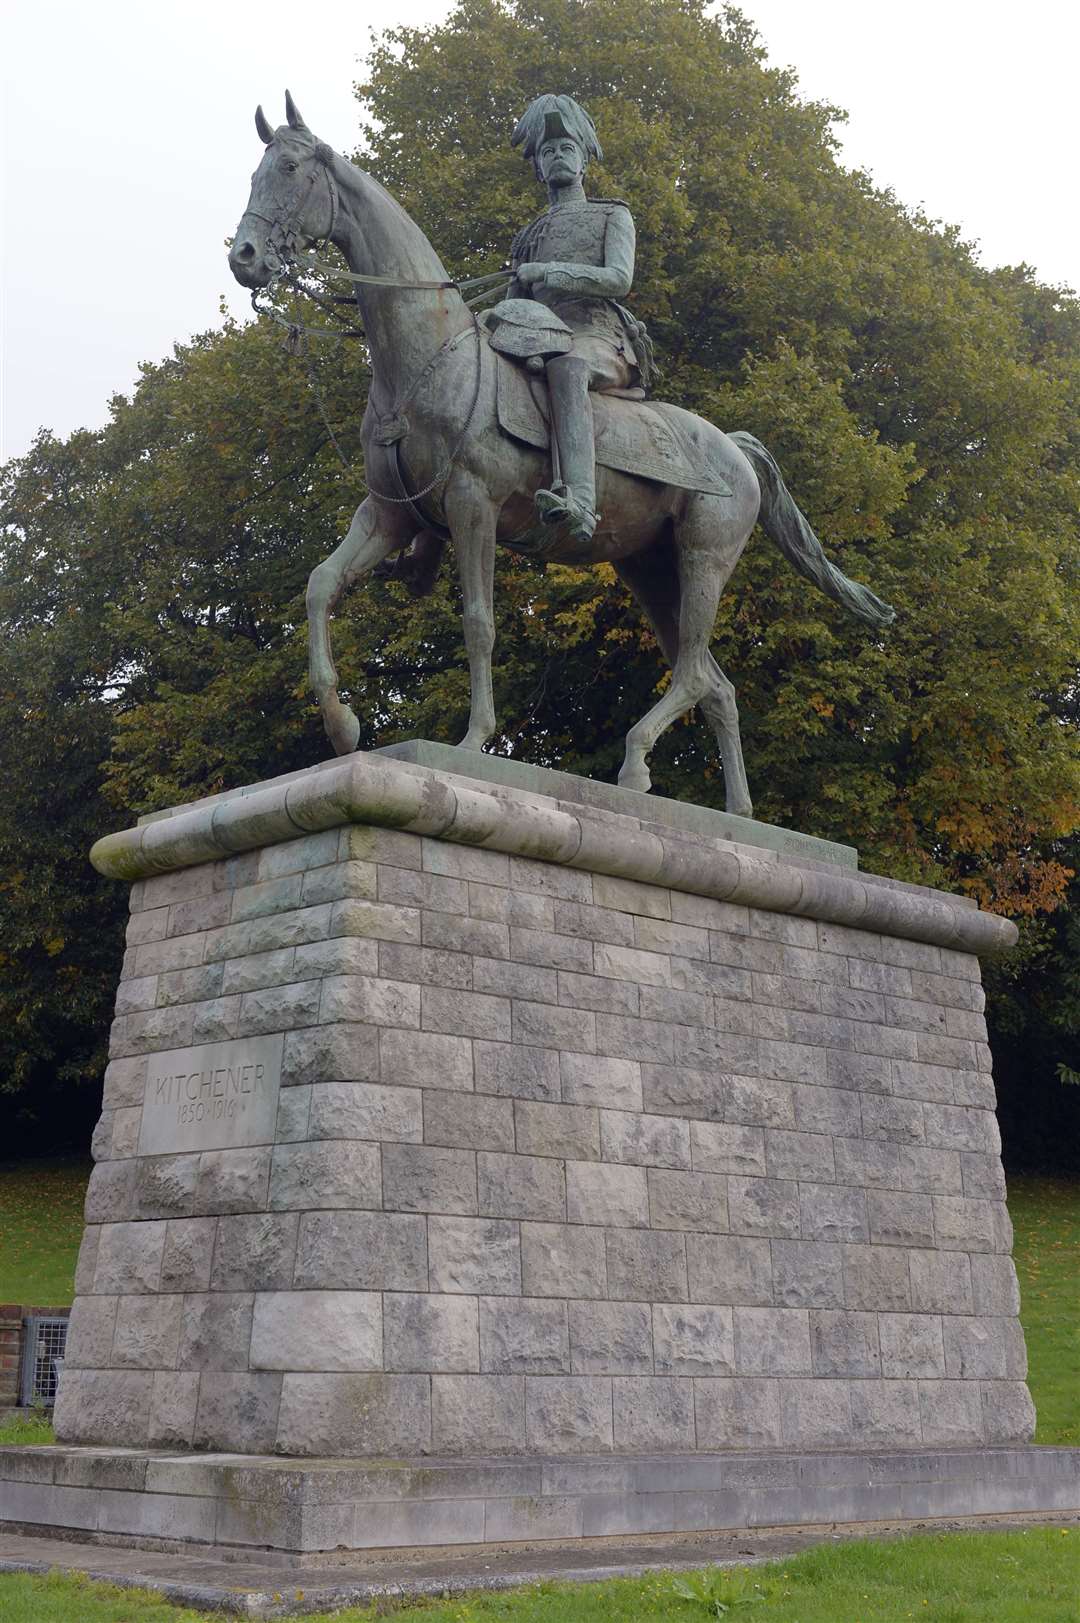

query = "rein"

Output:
[[247, 146, 503, 520]]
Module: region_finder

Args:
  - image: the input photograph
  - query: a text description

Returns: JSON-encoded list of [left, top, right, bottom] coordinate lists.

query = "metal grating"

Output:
[[19, 1315, 68, 1407]]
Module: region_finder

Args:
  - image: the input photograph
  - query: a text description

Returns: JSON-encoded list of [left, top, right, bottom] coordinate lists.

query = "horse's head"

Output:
[[229, 91, 336, 288]]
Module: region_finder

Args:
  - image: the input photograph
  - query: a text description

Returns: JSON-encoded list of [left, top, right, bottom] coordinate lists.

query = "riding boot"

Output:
[[535, 358, 599, 541]]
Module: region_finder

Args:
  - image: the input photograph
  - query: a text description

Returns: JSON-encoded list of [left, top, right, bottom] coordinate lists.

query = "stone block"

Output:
[[765, 1129, 835, 1183], [160, 1216, 217, 1292], [826, 1049, 891, 1092], [647, 1168, 728, 1232], [197, 1146, 272, 1214], [613, 1376, 694, 1449], [867, 1191, 935, 1248], [385, 1292, 479, 1372], [833, 1139, 901, 1191], [601, 1109, 691, 1170], [295, 1209, 427, 1292], [725, 1074, 796, 1128], [250, 1289, 382, 1371], [210, 1212, 300, 1291], [231, 873, 304, 921], [557, 968, 639, 1016], [686, 1234, 773, 1306], [102, 1055, 148, 1110], [942, 1315, 1012, 1380], [321, 973, 420, 1030], [478, 1150, 566, 1222], [275, 1084, 312, 1142], [423, 1090, 515, 1151], [960, 1152, 1008, 1201], [472, 881, 553, 928], [190, 994, 241, 1043], [861, 1095, 925, 1144], [771, 1240, 844, 1308], [423, 985, 510, 1041], [330, 899, 421, 946], [640, 1064, 720, 1122], [379, 867, 467, 916], [515, 1101, 600, 1161], [792, 1084, 861, 1140], [842, 1244, 912, 1312], [560, 1052, 642, 1111], [112, 1293, 183, 1368], [690, 1122, 766, 1177], [566, 1161, 648, 1228], [932, 1194, 997, 1252], [148, 1370, 199, 1448], [475, 1039, 560, 1101], [508, 854, 591, 902], [383, 1143, 477, 1215], [84, 1160, 136, 1223], [341, 824, 421, 868], [799, 1185, 868, 1244], [53, 1369, 154, 1447], [922, 1101, 999, 1154], [428, 1215, 521, 1295], [849, 1379, 922, 1446], [653, 1304, 734, 1376], [525, 1375, 614, 1451], [733, 1307, 811, 1375], [593, 942, 671, 986], [236, 981, 322, 1037], [423, 912, 509, 959], [605, 1229, 687, 1302], [380, 941, 472, 989], [598, 1014, 675, 1065], [480, 1296, 569, 1374], [878, 1313, 946, 1378], [282, 1022, 380, 1087], [779, 1378, 853, 1446], [918, 1379, 983, 1445], [194, 1372, 283, 1452], [636, 916, 711, 959], [381, 1028, 474, 1092], [909, 1249, 974, 1315], [115, 974, 159, 1015], [809, 1310, 881, 1377], [756, 1038, 825, 1087], [970, 1254, 1021, 1317], [93, 1221, 166, 1294], [513, 1000, 596, 1053], [178, 1292, 254, 1370], [980, 1380, 1036, 1444], [898, 1145, 963, 1195], [521, 1222, 607, 1300], [269, 1141, 380, 1211], [694, 1376, 782, 1447], [64, 1295, 119, 1368], [310, 1084, 422, 1149], [299, 859, 377, 906], [511, 925, 594, 972], [132, 1154, 200, 1220], [565, 1299, 652, 1376], [73, 1225, 101, 1295], [431, 1374, 525, 1452], [475, 957, 558, 1002], [728, 1176, 800, 1239]]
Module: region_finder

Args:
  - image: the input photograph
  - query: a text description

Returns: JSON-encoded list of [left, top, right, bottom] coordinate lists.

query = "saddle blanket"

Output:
[[496, 358, 734, 498]]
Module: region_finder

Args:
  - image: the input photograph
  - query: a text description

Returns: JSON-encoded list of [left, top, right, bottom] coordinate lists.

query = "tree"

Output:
[[1, 0, 1078, 1150]]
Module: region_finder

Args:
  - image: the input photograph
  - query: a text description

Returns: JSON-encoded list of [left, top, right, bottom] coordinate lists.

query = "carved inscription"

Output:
[[138, 1035, 284, 1155]]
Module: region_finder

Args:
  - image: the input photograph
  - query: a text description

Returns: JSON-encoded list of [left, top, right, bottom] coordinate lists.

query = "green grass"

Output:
[[0, 1529, 1077, 1621], [0, 1410, 55, 1446], [1010, 1175, 1080, 1447], [0, 1159, 89, 1306]]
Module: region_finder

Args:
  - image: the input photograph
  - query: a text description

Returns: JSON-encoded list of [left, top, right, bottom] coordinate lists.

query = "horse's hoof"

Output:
[[324, 700, 361, 756], [618, 761, 652, 795], [456, 730, 492, 753], [728, 798, 754, 819]]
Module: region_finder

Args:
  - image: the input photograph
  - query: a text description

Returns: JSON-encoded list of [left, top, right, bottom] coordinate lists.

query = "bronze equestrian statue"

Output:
[[230, 92, 893, 813]]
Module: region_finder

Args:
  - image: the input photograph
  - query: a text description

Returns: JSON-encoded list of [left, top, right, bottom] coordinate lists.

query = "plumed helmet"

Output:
[[511, 94, 603, 176]]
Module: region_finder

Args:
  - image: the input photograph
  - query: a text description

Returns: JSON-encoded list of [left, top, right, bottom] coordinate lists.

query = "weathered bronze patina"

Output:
[[229, 93, 893, 809]]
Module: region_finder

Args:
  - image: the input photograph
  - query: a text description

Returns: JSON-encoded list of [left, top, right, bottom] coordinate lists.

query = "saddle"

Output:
[[484, 301, 733, 499]]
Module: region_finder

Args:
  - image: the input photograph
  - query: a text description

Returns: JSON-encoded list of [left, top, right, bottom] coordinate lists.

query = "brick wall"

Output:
[[54, 817, 1033, 1456], [0, 1304, 70, 1407]]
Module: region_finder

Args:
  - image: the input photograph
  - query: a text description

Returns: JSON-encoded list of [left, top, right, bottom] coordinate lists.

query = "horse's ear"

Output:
[[284, 89, 307, 131], [255, 105, 274, 145]]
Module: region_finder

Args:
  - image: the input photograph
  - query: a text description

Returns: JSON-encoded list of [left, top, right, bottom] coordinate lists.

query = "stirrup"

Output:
[[535, 484, 599, 542]]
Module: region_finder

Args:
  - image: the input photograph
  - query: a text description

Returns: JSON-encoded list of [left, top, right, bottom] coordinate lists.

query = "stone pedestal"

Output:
[[5, 746, 1071, 1554]]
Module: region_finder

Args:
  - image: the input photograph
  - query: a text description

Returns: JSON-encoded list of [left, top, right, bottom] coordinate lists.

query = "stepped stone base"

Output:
[[1, 1445, 1077, 1557], [52, 747, 1029, 1464]]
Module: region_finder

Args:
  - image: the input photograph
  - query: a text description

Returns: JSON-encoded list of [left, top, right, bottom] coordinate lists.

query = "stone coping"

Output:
[[376, 741, 859, 869], [2, 1445, 1076, 1557], [90, 751, 1016, 956]]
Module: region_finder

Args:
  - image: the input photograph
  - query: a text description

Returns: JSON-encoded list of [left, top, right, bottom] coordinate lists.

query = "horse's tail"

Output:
[[730, 431, 895, 628]]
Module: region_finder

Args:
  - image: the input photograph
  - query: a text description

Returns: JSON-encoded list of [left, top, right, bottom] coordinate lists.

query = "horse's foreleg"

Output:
[[444, 477, 497, 752], [307, 496, 408, 755]]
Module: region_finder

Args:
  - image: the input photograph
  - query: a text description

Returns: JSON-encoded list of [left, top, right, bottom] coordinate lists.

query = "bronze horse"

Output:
[[230, 95, 893, 814]]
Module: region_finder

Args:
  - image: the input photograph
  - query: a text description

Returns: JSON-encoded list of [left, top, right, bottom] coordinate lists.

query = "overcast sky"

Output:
[[2, 0, 1077, 464]]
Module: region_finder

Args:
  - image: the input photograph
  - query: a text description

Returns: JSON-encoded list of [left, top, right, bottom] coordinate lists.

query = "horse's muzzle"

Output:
[[228, 234, 272, 289]]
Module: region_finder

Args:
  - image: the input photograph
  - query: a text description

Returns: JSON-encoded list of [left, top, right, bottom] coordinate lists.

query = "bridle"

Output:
[[242, 141, 509, 522]]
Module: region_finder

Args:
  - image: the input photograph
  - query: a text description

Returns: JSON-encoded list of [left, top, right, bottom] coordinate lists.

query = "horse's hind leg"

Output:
[[307, 495, 412, 755], [615, 510, 753, 814]]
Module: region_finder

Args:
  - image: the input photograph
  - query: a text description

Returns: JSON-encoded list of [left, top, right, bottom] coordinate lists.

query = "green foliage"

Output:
[[1009, 1176, 1080, 1447], [670, 1569, 768, 1614], [1, 0, 1078, 1142]]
